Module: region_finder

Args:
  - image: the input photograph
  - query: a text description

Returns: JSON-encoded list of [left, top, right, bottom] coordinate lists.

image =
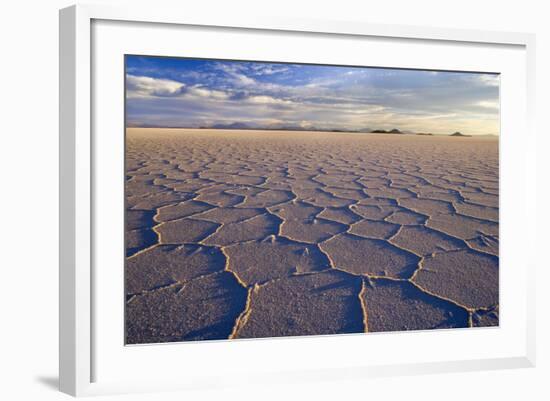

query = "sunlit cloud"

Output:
[[126, 75, 184, 98]]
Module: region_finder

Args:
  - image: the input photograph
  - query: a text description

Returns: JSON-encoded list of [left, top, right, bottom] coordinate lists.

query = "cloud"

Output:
[[246, 95, 293, 105], [126, 75, 185, 98], [477, 74, 500, 87], [127, 75, 231, 101], [125, 57, 500, 135], [475, 100, 499, 110], [253, 65, 289, 75]]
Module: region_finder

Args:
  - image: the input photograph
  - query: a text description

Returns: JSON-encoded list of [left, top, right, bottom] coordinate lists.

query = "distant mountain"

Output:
[[134, 122, 445, 136], [450, 131, 471, 137], [371, 128, 403, 134], [211, 122, 252, 129], [204, 122, 368, 133], [276, 125, 310, 131], [416, 132, 434, 136]]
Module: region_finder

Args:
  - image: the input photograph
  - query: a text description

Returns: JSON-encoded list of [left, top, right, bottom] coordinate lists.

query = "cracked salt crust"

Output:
[[125, 128, 499, 344]]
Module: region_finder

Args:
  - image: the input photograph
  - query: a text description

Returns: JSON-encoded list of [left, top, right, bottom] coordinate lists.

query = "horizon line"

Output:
[[125, 125, 499, 137]]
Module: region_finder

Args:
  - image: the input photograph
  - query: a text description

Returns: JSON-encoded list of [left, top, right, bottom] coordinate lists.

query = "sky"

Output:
[[125, 55, 500, 136]]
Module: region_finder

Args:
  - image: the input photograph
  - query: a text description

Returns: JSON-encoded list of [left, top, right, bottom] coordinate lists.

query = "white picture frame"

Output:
[[59, 3, 536, 397]]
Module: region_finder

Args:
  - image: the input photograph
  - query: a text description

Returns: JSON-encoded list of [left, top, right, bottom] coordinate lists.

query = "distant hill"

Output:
[[201, 123, 381, 134], [211, 122, 251, 129], [371, 128, 403, 134], [130, 122, 452, 136]]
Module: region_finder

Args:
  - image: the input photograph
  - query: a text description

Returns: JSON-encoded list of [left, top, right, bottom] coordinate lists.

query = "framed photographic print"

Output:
[[59, 4, 536, 396]]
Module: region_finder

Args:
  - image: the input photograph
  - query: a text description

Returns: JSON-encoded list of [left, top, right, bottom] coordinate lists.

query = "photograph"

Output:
[[124, 55, 499, 344]]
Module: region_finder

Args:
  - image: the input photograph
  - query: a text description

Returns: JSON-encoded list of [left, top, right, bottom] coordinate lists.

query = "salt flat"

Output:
[[125, 128, 499, 344]]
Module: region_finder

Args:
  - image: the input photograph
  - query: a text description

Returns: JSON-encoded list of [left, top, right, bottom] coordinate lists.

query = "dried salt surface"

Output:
[[269, 201, 322, 220], [156, 218, 219, 244], [155, 200, 213, 222], [126, 228, 157, 257], [280, 218, 347, 243], [385, 208, 427, 225], [126, 272, 247, 344], [128, 190, 193, 210], [323, 187, 367, 200], [398, 197, 455, 215], [126, 244, 225, 295], [350, 204, 397, 220], [466, 234, 499, 256], [125, 129, 499, 343], [361, 279, 469, 331], [413, 249, 499, 309], [349, 219, 400, 239], [224, 237, 330, 285], [126, 209, 156, 231], [461, 191, 499, 207], [472, 306, 499, 327], [194, 189, 244, 207], [314, 174, 363, 189], [317, 206, 363, 224], [126, 179, 165, 197], [426, 213, 498, 239], [166, 178, 212, 192], [357, 197, 398, 207], [212, 173, 265, 186], [235, 189, 294, 208], [453, 201, 499, 222], [225, 186, 265, 197], [234, 271, 364, 339], [321, 233, 419, 278], [201, 213, 280, 246], [193, 206, 265, 224], [390, 225, 466, 256], [365, 187, 416, 200], [295, 188, 355, 208]]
